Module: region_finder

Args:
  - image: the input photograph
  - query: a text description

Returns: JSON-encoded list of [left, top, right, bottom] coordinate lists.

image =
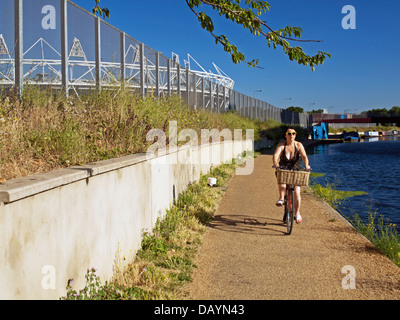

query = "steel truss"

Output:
[[0, 33, 233, 111]]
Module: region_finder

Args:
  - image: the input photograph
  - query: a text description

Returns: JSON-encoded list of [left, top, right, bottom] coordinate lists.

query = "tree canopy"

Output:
[[286, 106, 304, 113], [92, 0, 331, 71], [366, 107, 400, 117]]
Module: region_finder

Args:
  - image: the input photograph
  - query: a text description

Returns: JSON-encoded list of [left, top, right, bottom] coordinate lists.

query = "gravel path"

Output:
[[184, 154, 400, 300]]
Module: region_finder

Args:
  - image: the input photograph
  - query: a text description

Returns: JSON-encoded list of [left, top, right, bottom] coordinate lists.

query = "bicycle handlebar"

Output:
[[272, 165, 311, 172]]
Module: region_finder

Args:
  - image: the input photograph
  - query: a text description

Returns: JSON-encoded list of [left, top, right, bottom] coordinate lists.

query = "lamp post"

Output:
[[254, 89, 262, 98], [308, 102, 315, 123], [308, 102, 315, 113], [328, 106, 334, 120], [252, 90, 262, 119], [285, 97, 292, 109]]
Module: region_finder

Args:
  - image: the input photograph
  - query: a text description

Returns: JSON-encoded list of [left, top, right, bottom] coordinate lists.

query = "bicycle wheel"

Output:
[[285, 188, 295, 235]]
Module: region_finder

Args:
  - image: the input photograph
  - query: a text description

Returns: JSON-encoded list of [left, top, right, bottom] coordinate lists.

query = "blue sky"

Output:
[[71, 0, 400, 114]]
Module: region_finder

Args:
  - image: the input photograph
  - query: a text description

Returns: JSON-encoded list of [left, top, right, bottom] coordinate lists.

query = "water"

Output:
[[306, 136, 400, 228]]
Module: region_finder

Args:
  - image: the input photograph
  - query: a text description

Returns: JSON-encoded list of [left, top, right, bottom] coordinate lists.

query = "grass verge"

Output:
[[349, 212, 400, 267], [0, 87, 270, 181], [310, 181, 367, 210], [60, 158, 243, 300], [310, 174, 400, 268]]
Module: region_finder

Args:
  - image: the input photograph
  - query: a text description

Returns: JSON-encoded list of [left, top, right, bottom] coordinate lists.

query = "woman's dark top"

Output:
[[279, 142, 301, 170]]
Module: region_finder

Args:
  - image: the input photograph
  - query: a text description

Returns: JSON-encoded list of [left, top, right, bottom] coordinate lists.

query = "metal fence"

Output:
[[0, 0, 311, 127]]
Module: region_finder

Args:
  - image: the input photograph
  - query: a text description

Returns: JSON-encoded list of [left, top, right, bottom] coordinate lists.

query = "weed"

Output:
[[0, 88, 269, 181], [61, 160, 238, 300], [310, 174, 400, 268], [310, 181, 367, 209], [349, 211, 400, 267]]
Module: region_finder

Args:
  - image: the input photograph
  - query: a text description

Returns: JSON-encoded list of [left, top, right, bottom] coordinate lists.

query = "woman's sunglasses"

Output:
[[286, 132, 296, 136]]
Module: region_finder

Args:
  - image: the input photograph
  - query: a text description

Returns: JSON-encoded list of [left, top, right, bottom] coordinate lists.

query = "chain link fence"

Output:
[[0, 0, 311, 127]]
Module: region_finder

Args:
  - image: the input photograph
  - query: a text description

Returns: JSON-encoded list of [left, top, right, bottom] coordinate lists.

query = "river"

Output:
[[306, 136, 400, 229]]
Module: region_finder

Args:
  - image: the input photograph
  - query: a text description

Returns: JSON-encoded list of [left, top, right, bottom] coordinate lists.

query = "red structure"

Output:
[[312, 113, 400, 125]]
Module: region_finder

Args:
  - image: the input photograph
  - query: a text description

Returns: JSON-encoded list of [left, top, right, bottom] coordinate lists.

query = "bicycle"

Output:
[[282, 183, 296, 235], [274, 167, 310, 235]]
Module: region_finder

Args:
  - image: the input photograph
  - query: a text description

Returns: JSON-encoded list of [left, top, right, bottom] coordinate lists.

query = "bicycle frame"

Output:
[[273, 165, 310, 235], [283, 184, 296, 235]]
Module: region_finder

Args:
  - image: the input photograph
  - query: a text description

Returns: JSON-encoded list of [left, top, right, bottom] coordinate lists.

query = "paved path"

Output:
[[184, 154, 400, 300]]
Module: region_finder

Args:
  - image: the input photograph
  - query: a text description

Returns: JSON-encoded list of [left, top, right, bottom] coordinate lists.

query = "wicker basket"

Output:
[[276, 169, 310, 186]]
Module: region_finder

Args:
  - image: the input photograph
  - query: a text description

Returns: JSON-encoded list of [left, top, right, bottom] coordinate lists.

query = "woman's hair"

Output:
[[283, 126, 297, 140], [286, 126, 296, 132]]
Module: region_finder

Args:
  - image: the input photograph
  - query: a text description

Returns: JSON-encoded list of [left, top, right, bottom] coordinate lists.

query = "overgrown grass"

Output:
[[0, 87, 269, 181], [350, 212, 400, 267], [309, 173, 367, 209], [310, 174, 400, 268], [309, 172, 326, 179], [61, 160, 241, 300], [310, 181, 367, 210]]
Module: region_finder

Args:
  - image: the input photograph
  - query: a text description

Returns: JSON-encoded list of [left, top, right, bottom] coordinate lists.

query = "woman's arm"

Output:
[[297, 142, 311, 170], [273, 143, 284, 168]]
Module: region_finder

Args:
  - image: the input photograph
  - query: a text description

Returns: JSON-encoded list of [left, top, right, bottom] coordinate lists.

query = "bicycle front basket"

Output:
[[276, 169, 310, 186]]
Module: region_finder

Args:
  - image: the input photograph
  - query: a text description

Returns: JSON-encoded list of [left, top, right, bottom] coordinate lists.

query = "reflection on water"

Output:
[[306, 136, 400, 228]]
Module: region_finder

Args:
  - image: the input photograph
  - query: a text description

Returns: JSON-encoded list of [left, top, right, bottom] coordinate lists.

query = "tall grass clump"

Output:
[[350, 211, 400, 267], [61, 160, 240, 300], [310, 180, 367, 210], [310, 174, 400, 268], [0, 87, 266, 181]]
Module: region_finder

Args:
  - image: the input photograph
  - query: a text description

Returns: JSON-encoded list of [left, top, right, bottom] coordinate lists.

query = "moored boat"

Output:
[[342, 131, 360, 142], [363, 131, 379, 137]]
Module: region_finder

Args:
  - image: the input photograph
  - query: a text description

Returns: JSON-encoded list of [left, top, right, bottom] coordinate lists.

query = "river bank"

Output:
[[257, 135, 400, 269], [306, 137, 400, 267], [184, 154, 400, 299]]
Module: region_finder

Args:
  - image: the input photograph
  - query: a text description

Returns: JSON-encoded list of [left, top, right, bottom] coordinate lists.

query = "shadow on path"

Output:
[[209, 213, 287, 236]]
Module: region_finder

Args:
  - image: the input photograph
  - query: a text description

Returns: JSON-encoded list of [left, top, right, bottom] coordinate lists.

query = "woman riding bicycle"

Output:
[[272, 127, 311, 224]]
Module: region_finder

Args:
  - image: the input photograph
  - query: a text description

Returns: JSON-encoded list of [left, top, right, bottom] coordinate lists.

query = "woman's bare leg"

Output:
[[279, 184, 286, 201], [276, 184, 286, 206], [294, 186, 302, 223]]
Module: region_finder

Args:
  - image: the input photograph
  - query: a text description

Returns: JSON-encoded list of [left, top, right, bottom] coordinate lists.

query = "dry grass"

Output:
[[62, 162, 239, 300], [0, 87, 265, 182]]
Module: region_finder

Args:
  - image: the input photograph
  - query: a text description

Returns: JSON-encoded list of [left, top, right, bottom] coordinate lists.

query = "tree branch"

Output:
[[186, 0, 331, 70]]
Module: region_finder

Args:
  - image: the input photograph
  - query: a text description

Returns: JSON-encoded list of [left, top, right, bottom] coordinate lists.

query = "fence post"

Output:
[[193, 72, 197, 109], [223, 86, 226, 112], [201, 77, 205, 108], [177, 63, 181, 96], [256, 99, 258, 120], [263, 102, 266, 121], [240, 92, 242, 114], [167, 58, 171, 97], [95, 16, 101, 91], [120, 32, 125, 89], [248, 96, 250, 118], [14, 0, 23, 97], [216, 84, 220, 113], [60, 0, 69, 96], [252, 97, 255, 119], [186, 68, 189, 106], [209, 79, 213, 111], [155, 52, 159, 98], [242, 95, 245, 116], [139, 43, 145, 97]]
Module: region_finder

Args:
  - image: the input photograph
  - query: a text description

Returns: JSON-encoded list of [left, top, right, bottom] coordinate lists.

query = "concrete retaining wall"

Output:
[[0, 139, 253, 299]]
